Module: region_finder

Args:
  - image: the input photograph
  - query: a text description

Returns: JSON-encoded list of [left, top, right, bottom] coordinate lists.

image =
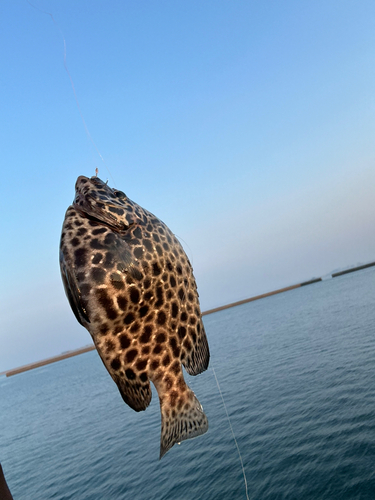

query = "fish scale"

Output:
[[59, 175, 210, 458]]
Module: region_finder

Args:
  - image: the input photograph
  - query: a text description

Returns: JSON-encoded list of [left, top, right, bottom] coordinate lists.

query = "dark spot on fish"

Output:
[[119, 334, 130, 349], [134, 247, 143, 259], [130, 237, 140, 246], [177, 377, 186, 392], [155, 286, 164, 307], [156, 245, 163, 256], [77, 227, 87, 236], [139, 305, 149, 317], [109, 206, 124, 216], [140, 325, 152, 343], [178, 288, 185, 301], [178, 326, 186, 340], [80, 283, 90, 296], [162, 354, 170, 366], [140, 372, 148, 383], [90, 238, 104, 250], [74, 247, 87, 267], [180, 312, 188, 322], [125, 369, 136, 380], [189, 316, 196, 325], [156, 332, 166, 344], [133, 227, 142, 239], [153, 344, 162, 354], [130, 288, 140, 304], [105, 339, 115, 352], [171, 302, 178, 318], [169, 337, 179, 358], [124, 313, 134, 325], [176, 265, 182, 275], [126, 349, 137, 363], [100, 323, 109, 335], [104, 233, 116, 245], [151, 360, 159, 370], [96, 289, 117, 320], [136, 359, 147, 371], [92, 253, 103, 264], [92, 267, 106, 283], [111, 358, 121, 371], [143, 278, 151, 289], [152, 262, 161, 276], [170, 276, 176, 287], [153, 233, 160, 243], [130, 322, 140, 333], [104, 252, 115, 268], [144, 239, 153, 252], [92, 227, 107, 235], [71, 237, 80, 247], [117, 295, 127, 310], [75, 272, 85, 282], [145, 312, 155, 323], [110, 273, 124, 290], [171, 361, 180, 375], [157, 311, 166, 325]]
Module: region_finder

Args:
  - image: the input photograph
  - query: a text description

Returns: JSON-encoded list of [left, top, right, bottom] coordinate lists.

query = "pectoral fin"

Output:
[[181, 319, 210, 376], [60, 250, 90, 325]]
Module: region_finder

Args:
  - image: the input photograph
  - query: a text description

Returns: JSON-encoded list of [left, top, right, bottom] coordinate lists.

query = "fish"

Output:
[[59, 175, 210, 458]]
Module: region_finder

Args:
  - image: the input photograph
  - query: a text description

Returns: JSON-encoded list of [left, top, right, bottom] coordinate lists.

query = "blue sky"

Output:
[[1, 0, 375, 371]]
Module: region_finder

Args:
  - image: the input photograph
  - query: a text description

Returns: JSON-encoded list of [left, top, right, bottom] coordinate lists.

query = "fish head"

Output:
[[73, 175, 135, 231]]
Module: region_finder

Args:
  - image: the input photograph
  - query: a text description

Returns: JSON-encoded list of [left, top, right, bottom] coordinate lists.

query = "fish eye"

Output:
[[114, 190, 126, 199]]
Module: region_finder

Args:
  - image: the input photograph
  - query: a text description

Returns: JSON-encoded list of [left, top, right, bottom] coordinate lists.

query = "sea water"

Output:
[[1, 267, 375, 499]]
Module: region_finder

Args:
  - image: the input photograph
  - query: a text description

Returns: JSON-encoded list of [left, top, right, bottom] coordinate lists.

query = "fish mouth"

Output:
[[73, 176, 129, 231]]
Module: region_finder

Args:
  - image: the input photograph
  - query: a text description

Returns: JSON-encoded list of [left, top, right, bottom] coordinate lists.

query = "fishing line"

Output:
[[175, 234, 194, 266], [211, 367, 250, 500], [26, 0, 116, 186]]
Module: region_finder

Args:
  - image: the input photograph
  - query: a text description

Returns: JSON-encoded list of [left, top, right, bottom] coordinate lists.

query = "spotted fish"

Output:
[[59, 175, 210, 458]]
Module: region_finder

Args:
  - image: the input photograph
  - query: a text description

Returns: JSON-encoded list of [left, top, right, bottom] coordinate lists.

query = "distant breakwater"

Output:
[[5, 261, 374, 377]]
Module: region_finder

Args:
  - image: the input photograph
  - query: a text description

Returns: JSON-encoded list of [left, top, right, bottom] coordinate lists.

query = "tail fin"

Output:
[[159, 388, 208, 459]]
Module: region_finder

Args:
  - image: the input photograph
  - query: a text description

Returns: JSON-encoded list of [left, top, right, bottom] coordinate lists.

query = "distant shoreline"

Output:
[[4, 261, 374, 377], [4, 346, 96, 377]]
